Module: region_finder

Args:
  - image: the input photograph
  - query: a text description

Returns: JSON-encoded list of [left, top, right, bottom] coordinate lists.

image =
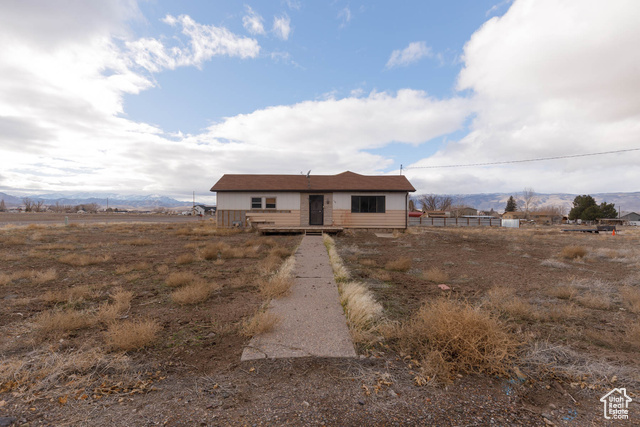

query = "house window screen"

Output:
[[251, 197, 262, 209], [351, 196, 385, 213], [265, 197, 276, 209]]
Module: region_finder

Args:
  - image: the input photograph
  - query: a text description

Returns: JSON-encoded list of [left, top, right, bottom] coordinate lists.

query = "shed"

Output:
[[210, 171, 416, 229]]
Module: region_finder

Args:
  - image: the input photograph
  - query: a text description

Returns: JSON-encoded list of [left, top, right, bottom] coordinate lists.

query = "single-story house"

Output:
[[210, 171, 416, 229], [620, 212, 640, 222], [502, 211, 526, 220]]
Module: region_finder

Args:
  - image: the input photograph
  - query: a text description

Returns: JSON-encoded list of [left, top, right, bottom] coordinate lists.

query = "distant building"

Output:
[[620, 212, 640, 222]]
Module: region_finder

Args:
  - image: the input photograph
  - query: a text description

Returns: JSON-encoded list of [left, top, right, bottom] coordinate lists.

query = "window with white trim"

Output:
[[251, 197, 262, 209]]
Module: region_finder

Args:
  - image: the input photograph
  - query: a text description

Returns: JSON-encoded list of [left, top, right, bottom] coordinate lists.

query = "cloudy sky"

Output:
[[1, 0, 639, 203]]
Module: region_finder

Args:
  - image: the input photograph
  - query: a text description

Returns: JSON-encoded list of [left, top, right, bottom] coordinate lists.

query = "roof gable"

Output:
[[210, 171, 416, 192]]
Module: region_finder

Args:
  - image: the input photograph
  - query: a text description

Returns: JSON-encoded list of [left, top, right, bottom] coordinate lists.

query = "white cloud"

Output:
[[284, 0, 301, 10], [386, 41, 432, 69], [273, 14, 291, 40], [406, 0, 640, 194], [338, 7, 352, 28], [127, 15, 260, 72], [242, 5, 266, 35]]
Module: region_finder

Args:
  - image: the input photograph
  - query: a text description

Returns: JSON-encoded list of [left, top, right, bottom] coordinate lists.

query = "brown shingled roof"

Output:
[[210, 171, 415, 192]]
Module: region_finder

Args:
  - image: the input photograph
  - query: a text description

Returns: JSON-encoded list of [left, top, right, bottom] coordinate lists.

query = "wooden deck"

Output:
[[257, 225, 344, 235]]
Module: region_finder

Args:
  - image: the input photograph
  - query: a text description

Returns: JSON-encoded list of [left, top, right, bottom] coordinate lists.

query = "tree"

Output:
[[33, 200, 45, 212], [418, 194, 453, 211], [22, 197, 33, 212], [408, 199, 416, 211], [0, 199, 5, 212], [568, 195, 617, 221], [521, 187, 537, 217], [505, 196, 518, 212]]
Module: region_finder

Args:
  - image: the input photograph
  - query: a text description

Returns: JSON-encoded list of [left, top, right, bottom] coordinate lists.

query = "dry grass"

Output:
[[269, 247, 291, 259], [487, 287, 540, 321], [359, 258, 377, 267], [240, 310, 280, 337], [390, 299, 519, 382], [621, 286, 640, 313], [36, 309, 96, 334], [104, 319, 161, 351], [540, 259, 570, 269], [560, 245, 588, 260], [96, 288, 133, 323], [257, 255, 282, 275], [627, 323, 640, 349], [339, 282, 384, 332], [258, 256, 295, 299], [156, 264, 169, 274], [176, 253, 196, 265], [198, 242, 228, 260], [576, 292, 612, 310], [165, 271, 197, 288], [547, 303, 587, 321], [423, 267, 449, 283], [32, 243, 76, 251], [171, 281, 219, 305], [384, 257, 412, 272], [0, 269, 58, 286], [115, 262, 150, 274], [370, 269, 392, 282], [323, 234, 349, 282], [547, 284, 579, 300], [120, 238, 153, 246], [32, 268, 58, 284], [58, 253, 111, 266], [42, 285, 94, 305]]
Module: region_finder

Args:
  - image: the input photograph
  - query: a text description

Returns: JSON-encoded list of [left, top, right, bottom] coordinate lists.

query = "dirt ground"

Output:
[[1, 220, 639, 425]]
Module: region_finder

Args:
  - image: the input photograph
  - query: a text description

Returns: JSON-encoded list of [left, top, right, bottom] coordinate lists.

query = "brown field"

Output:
[[1, 221, 639, 425]]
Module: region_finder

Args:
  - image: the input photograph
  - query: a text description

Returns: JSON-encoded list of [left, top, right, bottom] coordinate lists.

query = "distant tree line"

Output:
[[568, 195, 617, 221]]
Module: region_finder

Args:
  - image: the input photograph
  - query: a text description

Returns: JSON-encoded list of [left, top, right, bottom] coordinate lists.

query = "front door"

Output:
[[309, 195, 324, 225]]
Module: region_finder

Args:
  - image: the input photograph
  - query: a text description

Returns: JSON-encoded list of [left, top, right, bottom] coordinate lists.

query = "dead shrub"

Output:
[[487, 287, 540, 321], [560, 245, 588, 260], [32, 268, 58, 284], [36, 309, 95, 334], [176, 253, 196, 265], [0, 273, 12, 286], [359, 258, 377, 267], [120, 238, 153, 246], [540, 259, 570, 269], [115, 262, 150, 274], [392, 299, 519, 382], [220, 246, 246, 259], [384, 257, 412, 272], [269, 247, 291, 259], [423, 267, 449, 283], [370, 269, 392, 282], [621, 286, 640, 313], [104, 319, 160, 351], [240, 310, 280, 337], [42, 285, 94, 305], [259, 275, 294, 300], [165, 271, 197, 288], [547, 284, 579, 300], [3, 236, 25, 246], [156, 264, 169, 274], [96, 288, 133, 323], [257, 255, 283, 275], [171, 281, 219, 305], [627, 324, 640, 349], [58, 253, 111, 266], [198, 242, 228, 260], [577, 292, 612, 310], [547, 303, 586, 321]]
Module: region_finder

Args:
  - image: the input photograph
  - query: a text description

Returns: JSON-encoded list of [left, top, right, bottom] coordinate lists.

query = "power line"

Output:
[[403, 147, 640, 170]]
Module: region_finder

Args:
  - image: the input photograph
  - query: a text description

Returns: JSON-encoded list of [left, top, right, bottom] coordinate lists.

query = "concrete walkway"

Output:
[[241, 235, 356, 360]]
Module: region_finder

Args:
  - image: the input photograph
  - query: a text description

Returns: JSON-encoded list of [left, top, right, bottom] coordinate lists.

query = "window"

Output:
[[351, 196, 385, 213], [265, 197, 276, 209], [251, 197, 262, 209]]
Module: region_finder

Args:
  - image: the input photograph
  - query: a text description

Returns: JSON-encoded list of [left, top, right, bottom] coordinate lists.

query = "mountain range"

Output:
[[1, 191, 639, 213]]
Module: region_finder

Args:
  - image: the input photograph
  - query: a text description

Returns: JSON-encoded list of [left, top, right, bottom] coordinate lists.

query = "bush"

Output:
[[240, 311, 279, 337], [165, 271, 197, 288], [560, 246, 587, 260], [171, 281, 218, 305], [423, 267, 449, 283], [392, 299, 519, 382], [384, 257, 412, 272], [104, 319, 160, 351]]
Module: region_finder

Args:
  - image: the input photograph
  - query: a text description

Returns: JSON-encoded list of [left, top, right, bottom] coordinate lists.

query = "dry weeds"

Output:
[[323, 234, 349, 282], [547, 284, 579, 300], [621, 286, 640, 313], [120, 238, 153, 246], [58, 253, 111, 266], [41, 285, 94, 305], [391, 299, 519, 382], [560, 245, 588, 260], [384, 257, 412, 272], [165, 271, 197, 288], [240, 310, 280, 337], [423, 267, 449, 283], [339, 282, 384, 332], [576, 292, 612, 310], [96, 288, 133, 323], [104, 319, 161, 351], [171, 281, 219, 305], [176, 253, 196, 265], [36, 309, 96, 334]]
